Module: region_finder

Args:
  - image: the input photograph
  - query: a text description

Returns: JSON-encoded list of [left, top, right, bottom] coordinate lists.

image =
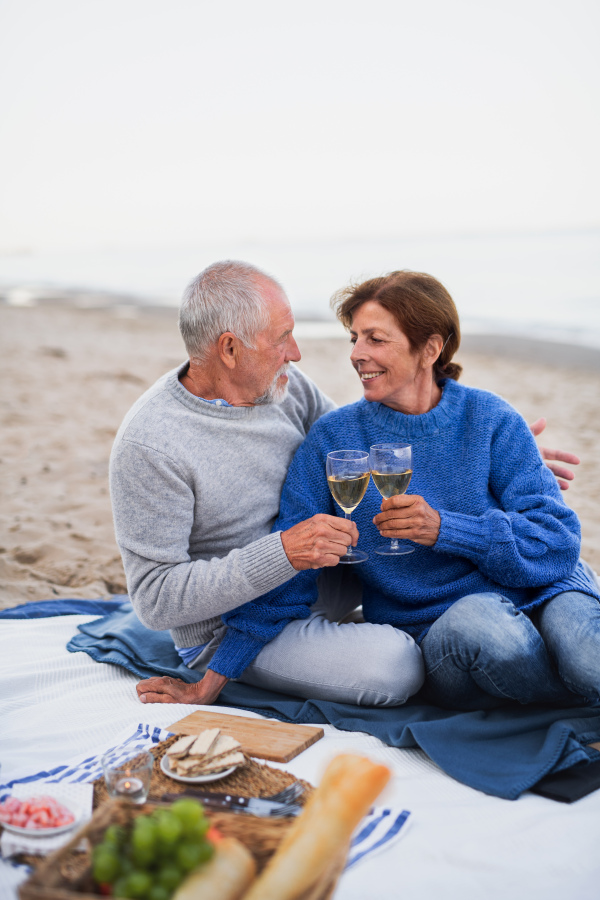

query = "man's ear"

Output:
[[218, 333, 239, 369]]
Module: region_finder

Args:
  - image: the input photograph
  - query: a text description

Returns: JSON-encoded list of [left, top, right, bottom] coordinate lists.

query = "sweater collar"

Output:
[[165, 364, 260, 418], [360, 378, 463, 438]]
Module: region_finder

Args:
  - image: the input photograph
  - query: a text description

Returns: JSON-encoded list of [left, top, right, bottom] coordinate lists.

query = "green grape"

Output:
[[170, 798, 204, 832], [112, 876, 130, 898], [117, 856, 135, 878], [124, 870, 153, 898], [92, 847, 121, 884], [131, 819, 157, 865], [156, 811, 183, 847], [158, 863, 184, 891], [103, 824, 126, 848], [131, 843, 154, 868], [186, 817, 210, 842], [148, 886, 171, 900], [176, 840, 214, 873], [133, 815, 157, 836]]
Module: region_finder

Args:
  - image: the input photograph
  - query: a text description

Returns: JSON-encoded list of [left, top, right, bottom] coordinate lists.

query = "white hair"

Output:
[[178, 260, 285, 362]]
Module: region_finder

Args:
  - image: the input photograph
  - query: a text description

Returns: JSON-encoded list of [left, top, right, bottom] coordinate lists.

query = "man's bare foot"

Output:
[[136, 670, 229, 705]]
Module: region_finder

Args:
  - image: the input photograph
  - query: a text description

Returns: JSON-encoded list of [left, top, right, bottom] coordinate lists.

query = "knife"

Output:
[[161, 790, 302, 817]]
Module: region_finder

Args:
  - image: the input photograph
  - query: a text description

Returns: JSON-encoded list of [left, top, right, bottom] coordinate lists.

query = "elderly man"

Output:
[[110, 261, 425, 708]]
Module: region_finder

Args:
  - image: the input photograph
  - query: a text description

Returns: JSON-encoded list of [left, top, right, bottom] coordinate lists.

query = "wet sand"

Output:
[[1, 304, 598, 609]]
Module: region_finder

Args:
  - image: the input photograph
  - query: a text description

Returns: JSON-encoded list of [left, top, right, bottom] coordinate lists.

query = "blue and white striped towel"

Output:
[[347, 806, 411, 868], [0, 723, 410, 874], [0, 723, 170, 798]]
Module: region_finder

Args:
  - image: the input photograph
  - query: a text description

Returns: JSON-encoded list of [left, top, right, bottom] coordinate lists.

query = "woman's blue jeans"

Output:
[[421, 591, 600, 710]]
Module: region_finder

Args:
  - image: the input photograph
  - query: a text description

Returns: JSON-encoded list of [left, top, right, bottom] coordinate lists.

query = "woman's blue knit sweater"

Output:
[[211, 379, 599, 678]]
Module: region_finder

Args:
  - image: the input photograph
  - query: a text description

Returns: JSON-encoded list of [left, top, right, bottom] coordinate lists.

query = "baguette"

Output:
[[242, 753, 391, 900], [172, 837, 256, 900]]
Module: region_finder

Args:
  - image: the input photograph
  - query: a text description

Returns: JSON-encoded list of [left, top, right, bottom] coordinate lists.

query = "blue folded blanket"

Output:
[[3, 598, 600, 801]]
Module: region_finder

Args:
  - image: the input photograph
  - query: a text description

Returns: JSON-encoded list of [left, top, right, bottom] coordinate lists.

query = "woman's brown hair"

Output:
[[332, 270, 462, 382]]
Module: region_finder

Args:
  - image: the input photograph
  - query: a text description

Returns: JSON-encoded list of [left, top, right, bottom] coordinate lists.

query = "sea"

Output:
[[1, 230, 600, 348]]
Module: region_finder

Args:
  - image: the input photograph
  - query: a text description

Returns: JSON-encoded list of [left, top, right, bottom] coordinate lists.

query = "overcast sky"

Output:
[[1, 0, 599, 251]]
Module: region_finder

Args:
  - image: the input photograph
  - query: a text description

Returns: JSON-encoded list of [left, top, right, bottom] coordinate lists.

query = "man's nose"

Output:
[[286, 334, 301, 362]]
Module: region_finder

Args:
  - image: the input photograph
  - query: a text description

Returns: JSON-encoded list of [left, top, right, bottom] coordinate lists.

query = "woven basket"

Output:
[[93, 734, 315, 810], [18, 799, 347, 900]]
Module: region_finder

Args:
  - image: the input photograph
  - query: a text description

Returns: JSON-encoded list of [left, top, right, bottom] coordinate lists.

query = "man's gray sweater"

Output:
[[109, 362, 335, 650]]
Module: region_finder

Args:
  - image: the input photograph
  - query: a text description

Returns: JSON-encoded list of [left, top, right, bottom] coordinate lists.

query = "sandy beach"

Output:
[[1, 303, 599, 610]]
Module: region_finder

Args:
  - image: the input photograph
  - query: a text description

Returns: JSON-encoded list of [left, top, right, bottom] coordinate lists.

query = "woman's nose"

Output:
[[350, 340, 366, 362]]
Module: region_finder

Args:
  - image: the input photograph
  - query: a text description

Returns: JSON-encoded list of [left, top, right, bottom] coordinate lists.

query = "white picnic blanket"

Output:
[[1, 614, 600, 899]]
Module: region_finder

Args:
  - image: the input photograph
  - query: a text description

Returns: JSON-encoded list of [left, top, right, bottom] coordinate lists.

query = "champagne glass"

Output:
[[370, 443, 414, 556], [326, 450, 370, 564]]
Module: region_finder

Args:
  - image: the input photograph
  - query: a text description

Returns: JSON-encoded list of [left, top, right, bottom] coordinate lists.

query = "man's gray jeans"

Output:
[[189, 567, 424, 707]]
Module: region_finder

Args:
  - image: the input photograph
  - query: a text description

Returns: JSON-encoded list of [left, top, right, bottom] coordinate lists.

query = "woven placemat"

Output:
[[92, 734, 314, 808]]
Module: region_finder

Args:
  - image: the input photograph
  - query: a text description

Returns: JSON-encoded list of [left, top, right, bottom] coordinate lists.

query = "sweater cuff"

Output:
[[435, 510, 492, 559], [238, 532, 297, 595], [208, 627, 267, 679]]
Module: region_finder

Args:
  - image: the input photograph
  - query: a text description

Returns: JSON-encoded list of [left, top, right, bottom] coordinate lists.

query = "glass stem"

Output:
[[345, 511, 353, 555], [390, 538, 399, 551]]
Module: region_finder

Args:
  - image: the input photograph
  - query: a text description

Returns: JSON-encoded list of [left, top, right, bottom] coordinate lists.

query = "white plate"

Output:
[[1, 810, 79, 838], [160, 754, 238, 784]]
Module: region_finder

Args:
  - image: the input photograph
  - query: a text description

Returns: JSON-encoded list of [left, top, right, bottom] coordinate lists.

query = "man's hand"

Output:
[[529, 418, 580, 490], [373, 494, 441, 546], [281, 514, 359, 570], [137, 669, 229, 705]]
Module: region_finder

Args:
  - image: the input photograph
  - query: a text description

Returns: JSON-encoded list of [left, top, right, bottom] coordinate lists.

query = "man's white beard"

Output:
[[254, 364, 290, 405]]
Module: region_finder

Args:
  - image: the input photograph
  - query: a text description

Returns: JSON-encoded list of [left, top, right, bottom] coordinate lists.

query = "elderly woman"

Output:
[[199, 269, 600, 711]]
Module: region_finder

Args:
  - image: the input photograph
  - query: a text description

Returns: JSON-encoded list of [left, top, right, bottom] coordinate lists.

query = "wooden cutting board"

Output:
[[167, 711, 324, 763]]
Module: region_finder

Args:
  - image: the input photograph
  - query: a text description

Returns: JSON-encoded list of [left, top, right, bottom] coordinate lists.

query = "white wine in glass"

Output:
[[326, 450, 370, 564], [370, 442, 414, 556]]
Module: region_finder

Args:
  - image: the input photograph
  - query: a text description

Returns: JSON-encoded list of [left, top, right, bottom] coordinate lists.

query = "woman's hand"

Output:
[[373, 494, 441, 546], [529, 418, 580, 490]]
